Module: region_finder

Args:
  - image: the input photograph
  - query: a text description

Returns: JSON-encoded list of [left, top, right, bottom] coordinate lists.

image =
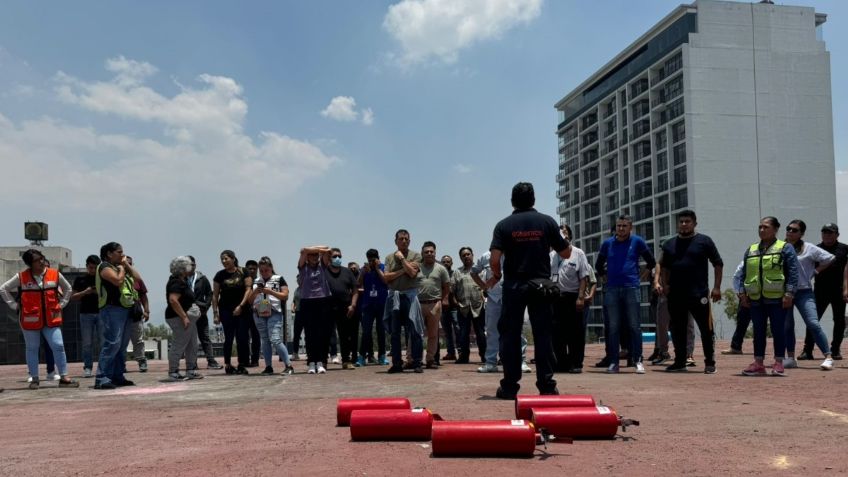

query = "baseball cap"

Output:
[[821, 223, 839, 233]]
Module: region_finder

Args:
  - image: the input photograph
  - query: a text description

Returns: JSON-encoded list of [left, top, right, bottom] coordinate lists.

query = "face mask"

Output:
[[331, 257, 343, 267]]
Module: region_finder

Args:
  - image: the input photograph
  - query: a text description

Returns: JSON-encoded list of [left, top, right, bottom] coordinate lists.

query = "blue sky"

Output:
[[1, 0, 845, 322]]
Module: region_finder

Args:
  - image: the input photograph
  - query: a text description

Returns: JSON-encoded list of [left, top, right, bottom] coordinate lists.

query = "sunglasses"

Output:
[[786, 227, 801, 233], [332, 255, 342, 259]]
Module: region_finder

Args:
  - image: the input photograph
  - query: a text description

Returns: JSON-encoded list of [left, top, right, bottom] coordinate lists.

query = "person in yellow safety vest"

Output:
[[737, 217, 799, 377], [0, 249, 80, 389]]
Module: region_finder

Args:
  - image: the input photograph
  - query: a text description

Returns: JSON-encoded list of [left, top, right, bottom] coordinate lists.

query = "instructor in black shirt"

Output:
[[488, 182, 571, 399]]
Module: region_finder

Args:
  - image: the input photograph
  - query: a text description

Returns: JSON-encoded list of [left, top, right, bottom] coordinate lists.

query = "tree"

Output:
[[722, 289, 739, 321], [145, 323, 173, 340]]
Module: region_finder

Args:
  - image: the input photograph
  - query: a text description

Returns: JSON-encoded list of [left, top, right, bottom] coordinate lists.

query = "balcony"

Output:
[[581, 132, 598, 148], [556, 170, 568, 183], [556, 187, 568, 198], [630, 78, 649, 100], [581, 113, 598, 130], [557, 203, 569, 215]]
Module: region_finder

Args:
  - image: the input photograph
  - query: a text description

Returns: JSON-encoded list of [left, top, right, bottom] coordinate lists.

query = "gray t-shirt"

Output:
[[551, 246, 590, 293], [418, 262, 450, 301], [385, 250, 423, 292]]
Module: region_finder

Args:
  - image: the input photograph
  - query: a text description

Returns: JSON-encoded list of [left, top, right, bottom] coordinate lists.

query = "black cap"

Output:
[[822, 223, 839, 233]]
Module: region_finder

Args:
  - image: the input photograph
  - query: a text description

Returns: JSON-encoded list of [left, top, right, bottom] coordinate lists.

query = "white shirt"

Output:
[[795, 242, 834, 290], [551, 246, 590, 293], [252, 275, 287, 313]]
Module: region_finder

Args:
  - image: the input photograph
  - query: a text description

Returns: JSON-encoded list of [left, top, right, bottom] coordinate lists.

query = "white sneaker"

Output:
[[27, 376, 34, 383], [635, 362, 646, 374], [47, 372, 60, 381], [783, 357, 798, 368], [307, 362, 317, 374], [521, 362, 532, 373], [477, 363, 498, 373], [83, 368, 93, 378], [331, 355, 341, 365], [317, 362, 327, 374], [821, 358, 834, 370]]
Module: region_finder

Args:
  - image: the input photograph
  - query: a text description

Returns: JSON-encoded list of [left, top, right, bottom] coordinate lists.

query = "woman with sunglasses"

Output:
[[782, 220, 835, 370], [212, 250, 253, 375]]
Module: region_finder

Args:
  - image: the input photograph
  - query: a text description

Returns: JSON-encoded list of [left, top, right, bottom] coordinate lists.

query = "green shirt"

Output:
[[385, 250, 423, 292], [418, 262, 450, 301]]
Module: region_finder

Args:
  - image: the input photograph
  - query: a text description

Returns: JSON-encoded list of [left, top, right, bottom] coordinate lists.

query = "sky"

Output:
[[1, 0, 846, 323]]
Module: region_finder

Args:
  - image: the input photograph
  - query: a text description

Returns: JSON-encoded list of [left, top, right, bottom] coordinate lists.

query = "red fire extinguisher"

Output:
[[349, 408, 442, 441], [531, 406, 639, 439], [431, 420, 547, 457], [514, 394, 596, 420], [337, 397, 411, 426]]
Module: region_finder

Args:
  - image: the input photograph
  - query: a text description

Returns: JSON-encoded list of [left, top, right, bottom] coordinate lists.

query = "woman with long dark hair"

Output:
[[212, 250, 253, 375]]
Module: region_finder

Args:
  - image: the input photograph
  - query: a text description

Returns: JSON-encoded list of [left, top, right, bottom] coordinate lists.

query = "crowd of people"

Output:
[[1, 182, 846, 396]]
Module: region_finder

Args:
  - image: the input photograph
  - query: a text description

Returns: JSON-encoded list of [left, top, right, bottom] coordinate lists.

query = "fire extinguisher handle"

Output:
[[620, 418, 640, 432]]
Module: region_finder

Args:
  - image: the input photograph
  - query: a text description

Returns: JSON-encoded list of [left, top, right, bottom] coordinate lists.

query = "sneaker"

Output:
[[821, 358, 834, 370], [442, 353, 457, 361], [595, 357, 611, 368], [403, 361, 416, 370], [58, 378, 79, 388], [28, 379, 40, 390], [282, 366, 294, 376], [704, 365, 717, 374], [138, 359, 148, 373], [355, 356, 366, 367], [207, 360, 224, 370], [367, 355, 377, 364], [646, 349, 659, 362], [413, 365, 424, 374], [495, 386, 517, 400], [307, 362, 317, 374], [27, 376, 34, 383], [342, 362, 355, 370], [721, 348, 743, 355], [665, 362, 688, 372], [771, 360, 786, 377], [168, 372, 186, 382], [635, 362, 646, 374], [568, 367, 583, 374], [796, 351, 815, 360], [261, 366, 275, 376], [47, 372, 60, 381], [225, 365, 237, 375], [387, 365, 404, 374], [378, 355, 390, 365], [832, 352, 843, 360], [685, 357, 696, 367], [316, 363, 327, 374], [651, 353, 671, 365], [477, 363, 499, 373], [783, 357, 798, 369], [521, 362, 533, 374], [606, 363, 620, 374], [83, 368, 93, 378], [236, 365, 249, 375], [742, 361, 766, 376], [94, 382, 116, 390], [186, 371, 204, 380], [426, 361, 439, 369], [113, 379, 135, 387], [291, 353, 301, 361], [330, 355, 341, 365]]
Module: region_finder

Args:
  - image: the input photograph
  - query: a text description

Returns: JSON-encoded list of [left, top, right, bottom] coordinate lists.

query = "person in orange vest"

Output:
[[0, 249, 79, 389]]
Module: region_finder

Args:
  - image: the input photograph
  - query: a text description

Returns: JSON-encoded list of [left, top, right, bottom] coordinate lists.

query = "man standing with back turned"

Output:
[[488, 182, 571, 399]]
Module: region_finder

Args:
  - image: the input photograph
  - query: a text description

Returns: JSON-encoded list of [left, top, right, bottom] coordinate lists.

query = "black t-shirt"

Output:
[[98, 262, 123, 308], [816, 241, 848, 290], [73, 274, 99, 314], [214, 268, 249, 312], [325, 267, 357, 305], [490, 208, 568, 282], [165, 275, 195, 319], [660, 233, 723, 297]]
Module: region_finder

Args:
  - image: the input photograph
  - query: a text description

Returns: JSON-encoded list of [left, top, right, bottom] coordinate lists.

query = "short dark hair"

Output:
[[348, 262, 358, 268], [762, 216, 780, 230], [617, 215, 633, 225], [22, 249, 44, 267], [395, 229, 410, 240], [366, 248, 380, 260], [85, 255, 101, 266], [330, 247, 342, 255], [561, 224, 573, 240], [459, 246, 473, 257], [677, 209, 697, 222], [422, 241, 436, 250], [245, 259, 258, 268], [788, 219, 807, 234], [511, 182, 535, 209], [100, 242, 122, 261]]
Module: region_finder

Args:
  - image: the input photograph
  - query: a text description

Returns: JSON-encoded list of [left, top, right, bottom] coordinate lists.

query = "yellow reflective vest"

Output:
[[743, 240, 786, 300]]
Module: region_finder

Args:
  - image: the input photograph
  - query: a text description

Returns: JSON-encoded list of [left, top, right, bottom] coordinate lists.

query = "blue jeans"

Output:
[[785, 289, 830, 355], [254, 312, 291, 368], [390, 295, 423, 367], [749, 300, 786, 359], [23, 326, 69, 378], [604, 286, 642, 362], [96, 305, 130, 386], [484, 298, 527, 366], [80, 312, 100, 370], [360, 301, 387, 358]]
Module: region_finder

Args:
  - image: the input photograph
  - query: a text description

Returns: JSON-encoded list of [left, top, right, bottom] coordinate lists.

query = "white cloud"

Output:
[[0, 56, 338, 211], [383, 0, 542, 67], [453, 163, 472, 174], [361, 107, 374, 126], [321, 96, 359, 122]]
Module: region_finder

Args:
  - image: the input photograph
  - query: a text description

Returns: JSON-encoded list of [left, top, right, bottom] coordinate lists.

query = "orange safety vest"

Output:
[[18, 268, 63, 330]]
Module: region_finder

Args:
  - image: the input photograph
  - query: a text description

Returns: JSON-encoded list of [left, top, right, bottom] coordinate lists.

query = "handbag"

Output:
[[130, 301, 144, 321]]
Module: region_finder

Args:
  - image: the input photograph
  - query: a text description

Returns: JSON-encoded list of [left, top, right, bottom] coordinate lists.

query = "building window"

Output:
[[606, 193, 619, 211], [673, 189, 688, 210], [634, 180, 653, 201], [636, 222, 654, 241], [634, 159, 652, 182], [655, 173, 668, 193], [655, 130, 667, 151], [673, 166, 687, 187], [655, 195, 669, 215], [657, 151, 668, 173], [606, 175, 618, 193], [673, 143, 686, 166], [633, 201, 653, 221], [671, 120, 685, 143], [658, 216, 671, 238], [605, 156, 617, 175], [584, 201, 600, 219]]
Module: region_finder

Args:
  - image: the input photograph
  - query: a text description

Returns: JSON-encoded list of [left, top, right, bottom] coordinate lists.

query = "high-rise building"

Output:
[[554, 0, 835, 335]]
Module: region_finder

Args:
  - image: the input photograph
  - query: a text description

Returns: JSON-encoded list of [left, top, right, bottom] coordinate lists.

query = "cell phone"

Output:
[[257, 283, 265, 289]]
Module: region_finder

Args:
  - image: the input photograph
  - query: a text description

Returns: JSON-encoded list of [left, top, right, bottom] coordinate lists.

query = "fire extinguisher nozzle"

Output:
[[620, 418, 640, 431]]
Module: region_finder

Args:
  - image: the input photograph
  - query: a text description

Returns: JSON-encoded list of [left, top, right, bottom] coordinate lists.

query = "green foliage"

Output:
[[144, 323, 173, 340], [723, 289, 739, 320]]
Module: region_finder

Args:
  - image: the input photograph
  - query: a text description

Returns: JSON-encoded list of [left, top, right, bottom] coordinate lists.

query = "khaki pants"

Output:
[[421, 301, 442, 363]]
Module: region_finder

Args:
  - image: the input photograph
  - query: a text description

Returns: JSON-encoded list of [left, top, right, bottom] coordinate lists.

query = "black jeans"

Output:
[[289, 311, 306, 355], [195, 312, 215, 361], [219, 308, 250, 366], [331, 301, 359, 363], [552, 292, 584, 371], [360, 301, 387, 358], [668, 294, 716, 366], [390, 295, 423, 367], [439, 307, 459, 356], [301, 297, 332, 365], [499, 281, 557, 395], [807, 288, 846, 354], [248, 309, 261, 364], [730, 305, 752, 351], [457, 306, 486, 361]]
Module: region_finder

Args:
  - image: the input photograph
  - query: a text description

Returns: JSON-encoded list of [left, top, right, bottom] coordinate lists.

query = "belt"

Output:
[[419, 299, 441, 304]]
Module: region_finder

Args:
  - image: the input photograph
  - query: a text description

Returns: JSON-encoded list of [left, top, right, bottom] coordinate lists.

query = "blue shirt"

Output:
[[361, 264, 388, 307], [595, 234, 656, 288]]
